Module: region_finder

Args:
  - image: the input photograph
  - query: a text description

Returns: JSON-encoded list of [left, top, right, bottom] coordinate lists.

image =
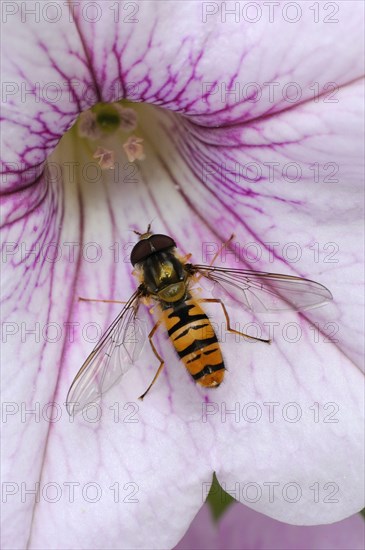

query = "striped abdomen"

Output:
[[161, 298, 225, 387]]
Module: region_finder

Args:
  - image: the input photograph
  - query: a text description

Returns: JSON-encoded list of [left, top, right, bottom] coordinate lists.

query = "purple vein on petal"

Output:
[[25, 179, 84, 549], [66, 0, 102, 104]]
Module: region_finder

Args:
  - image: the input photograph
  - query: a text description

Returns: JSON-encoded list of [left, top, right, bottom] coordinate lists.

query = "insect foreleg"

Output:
[[194, 234, 235, 282], [138, 321, 165, 400], [198, 298, 271, 344], [78, 297, 127, 305]]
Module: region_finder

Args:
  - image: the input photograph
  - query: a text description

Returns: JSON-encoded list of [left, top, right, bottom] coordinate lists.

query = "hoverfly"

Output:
[[66, 226, 332, 416]]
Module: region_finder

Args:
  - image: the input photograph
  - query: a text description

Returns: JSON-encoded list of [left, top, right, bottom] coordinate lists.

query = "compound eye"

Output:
[[130, 240, 152, 266], [130, 234, 177, 266], [149, 234, 176, 252]]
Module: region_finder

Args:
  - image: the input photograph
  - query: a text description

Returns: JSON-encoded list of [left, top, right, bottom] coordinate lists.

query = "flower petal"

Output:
[[137, 98, 364, 524], [2, 2, 364, 548], [2, 1, 364, 193]]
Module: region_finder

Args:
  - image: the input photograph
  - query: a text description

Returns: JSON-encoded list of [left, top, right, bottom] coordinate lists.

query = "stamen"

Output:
[[115, 105, 138, 132], [93, 147, 115, 170], [77, 110, 102, 140], [123, 136, 145, 162], [76, 102, 145, 167]]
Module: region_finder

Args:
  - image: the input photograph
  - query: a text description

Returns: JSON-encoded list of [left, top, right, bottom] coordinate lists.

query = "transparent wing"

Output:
[[66, 290, 146, 416], [191, 265, 333, 312]]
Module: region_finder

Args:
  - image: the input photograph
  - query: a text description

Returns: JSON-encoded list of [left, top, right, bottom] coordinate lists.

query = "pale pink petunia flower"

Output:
[[1, 1, 364, 549]]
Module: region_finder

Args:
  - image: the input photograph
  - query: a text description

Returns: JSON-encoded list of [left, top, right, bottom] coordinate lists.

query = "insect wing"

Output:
[[66, 291, 146, 416], [191, 265, 333, 312]]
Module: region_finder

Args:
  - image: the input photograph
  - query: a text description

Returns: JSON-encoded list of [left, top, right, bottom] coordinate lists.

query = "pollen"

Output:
[[77, 110, 103, 140], [93, 147, 115, 170], [123, 136, 145, 163]]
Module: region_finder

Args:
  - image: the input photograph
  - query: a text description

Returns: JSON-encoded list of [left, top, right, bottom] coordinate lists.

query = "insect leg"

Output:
[[194, 234, 235, 282], [78, 297, 127, 305], [199, 298, 271, 344], [138, 321, 165, 400], [180, 253, 192, 263]]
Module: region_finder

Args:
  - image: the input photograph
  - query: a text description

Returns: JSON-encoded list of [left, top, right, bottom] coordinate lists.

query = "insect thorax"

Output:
[[141, 250, 187, 303]]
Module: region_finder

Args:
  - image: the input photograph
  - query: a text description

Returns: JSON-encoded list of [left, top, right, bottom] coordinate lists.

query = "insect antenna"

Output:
[[132, 219, 155, 237]]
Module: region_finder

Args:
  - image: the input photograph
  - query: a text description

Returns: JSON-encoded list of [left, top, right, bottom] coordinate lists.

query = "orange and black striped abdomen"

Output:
[[161, 299, 225, 387]]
